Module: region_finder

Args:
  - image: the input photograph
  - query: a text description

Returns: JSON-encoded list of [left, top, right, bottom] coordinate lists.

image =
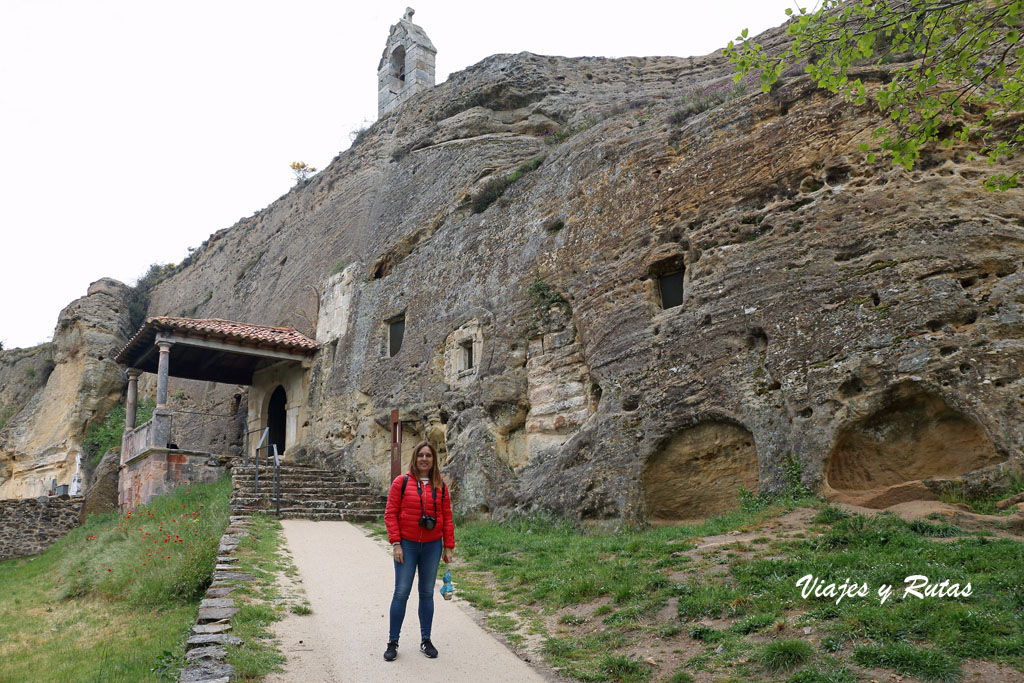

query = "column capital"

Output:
[[157, 341, 173, 352], [126, 368, 143, 379]]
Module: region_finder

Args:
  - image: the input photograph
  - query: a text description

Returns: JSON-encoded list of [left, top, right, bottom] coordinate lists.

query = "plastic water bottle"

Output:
[[440, 569, 454, 600]]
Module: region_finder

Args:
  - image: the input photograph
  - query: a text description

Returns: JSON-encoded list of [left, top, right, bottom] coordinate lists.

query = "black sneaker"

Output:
[[384, 641, 398, 661], [420, 639, 438, 658]]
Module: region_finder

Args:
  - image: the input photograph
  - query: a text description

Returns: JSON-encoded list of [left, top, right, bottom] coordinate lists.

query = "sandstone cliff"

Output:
[[0, 279, 132, 497], [131, 44, 1024, 521]]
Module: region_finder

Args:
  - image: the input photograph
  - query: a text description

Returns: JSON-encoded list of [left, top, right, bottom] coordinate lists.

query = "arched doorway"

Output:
[[268, 385, 287, 457]]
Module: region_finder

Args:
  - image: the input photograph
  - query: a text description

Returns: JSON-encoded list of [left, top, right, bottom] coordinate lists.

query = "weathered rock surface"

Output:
[[0, 279, 132, 497], [132, 42, 1024, 522], [81, 447, 120, 516]]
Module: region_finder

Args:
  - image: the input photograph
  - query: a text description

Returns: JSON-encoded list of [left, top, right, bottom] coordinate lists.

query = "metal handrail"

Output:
[[254, 428, 269, 494], [272, 444, 281, 517]]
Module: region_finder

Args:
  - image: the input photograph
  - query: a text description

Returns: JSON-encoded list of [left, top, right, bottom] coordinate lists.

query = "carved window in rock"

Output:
[[658, 270, 684, 309], [460, 340, 474, 371], [443, 321, 483, 385], [389, 316, 405, 357]]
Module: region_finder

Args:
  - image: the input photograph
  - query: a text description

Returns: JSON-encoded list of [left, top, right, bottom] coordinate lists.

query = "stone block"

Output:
[[197, 607, 239, 623], [180, 661, 233, 682], [185, 645, 228, 661], [199, 598, 235, 609], [186, 633, 242, 648]]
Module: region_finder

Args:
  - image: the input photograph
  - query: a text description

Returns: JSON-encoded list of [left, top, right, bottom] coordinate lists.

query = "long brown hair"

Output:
[[407, 440, 443, 492]]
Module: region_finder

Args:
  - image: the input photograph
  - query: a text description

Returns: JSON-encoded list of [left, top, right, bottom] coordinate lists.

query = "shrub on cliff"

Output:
[[83, 399, 155, 466], [128, 263, 177, 331]]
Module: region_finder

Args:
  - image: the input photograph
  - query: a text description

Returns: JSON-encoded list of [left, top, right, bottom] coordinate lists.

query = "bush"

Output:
[[129, 263, 178, 331], [471, 156, 545, 214], [83, 399, 155, 465]]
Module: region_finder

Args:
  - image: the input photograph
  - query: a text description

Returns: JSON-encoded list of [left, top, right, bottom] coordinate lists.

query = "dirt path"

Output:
[[267, 519, 548, 682]]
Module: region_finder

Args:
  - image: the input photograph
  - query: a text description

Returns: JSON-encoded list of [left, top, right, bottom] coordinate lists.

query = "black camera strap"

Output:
[[415, 478, 438, 517]]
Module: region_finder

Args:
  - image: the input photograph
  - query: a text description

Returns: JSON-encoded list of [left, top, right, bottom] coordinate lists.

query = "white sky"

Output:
[[0, 0, 794, 350]]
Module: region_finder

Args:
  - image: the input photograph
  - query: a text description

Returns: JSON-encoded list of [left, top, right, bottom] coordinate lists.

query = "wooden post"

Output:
[[390, 409, 402, 480]]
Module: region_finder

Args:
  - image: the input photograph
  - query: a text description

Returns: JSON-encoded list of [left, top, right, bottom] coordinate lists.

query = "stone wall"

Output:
[[0, 496, 83, 559], [119, 449, 225, 512]]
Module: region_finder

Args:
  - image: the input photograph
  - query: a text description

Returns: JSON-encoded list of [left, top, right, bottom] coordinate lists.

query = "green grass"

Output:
[[223, 513, 289, 679], [758, 639, 813, 672], [0, 476, 230, 681], [449, 500, 1024, 682], [853, 642, 961, 682], [940, 474, 1024, 515]]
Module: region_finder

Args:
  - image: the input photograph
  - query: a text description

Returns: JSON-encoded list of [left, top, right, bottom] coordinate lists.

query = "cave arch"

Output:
[[643, 421, 759, 522], [826, 385, 1003, 508]]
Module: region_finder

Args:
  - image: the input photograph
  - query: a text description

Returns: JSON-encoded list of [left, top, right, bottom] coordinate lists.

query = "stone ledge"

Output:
[[179, 516, 252, 682]]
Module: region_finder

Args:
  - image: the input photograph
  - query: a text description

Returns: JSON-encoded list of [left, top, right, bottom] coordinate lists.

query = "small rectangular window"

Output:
[[389, 317, 405, 357], [461, 341, 474, 370], [659, 271, 684, 309]]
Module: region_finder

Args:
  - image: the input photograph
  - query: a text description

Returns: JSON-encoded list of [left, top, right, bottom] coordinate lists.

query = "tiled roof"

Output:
[[148, 317, 319, 350], [115, 316, 318, 366]]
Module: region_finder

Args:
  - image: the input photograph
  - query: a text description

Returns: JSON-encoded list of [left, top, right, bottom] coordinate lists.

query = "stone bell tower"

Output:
[[377, 7, 436, 118]]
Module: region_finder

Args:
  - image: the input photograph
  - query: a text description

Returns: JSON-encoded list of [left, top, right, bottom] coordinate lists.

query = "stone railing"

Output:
[[0, 496, 84, 560], [121, 409, 171, 465]]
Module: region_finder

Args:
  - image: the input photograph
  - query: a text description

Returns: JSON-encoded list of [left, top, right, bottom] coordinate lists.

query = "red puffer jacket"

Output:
[[384, 474, 455, 548]]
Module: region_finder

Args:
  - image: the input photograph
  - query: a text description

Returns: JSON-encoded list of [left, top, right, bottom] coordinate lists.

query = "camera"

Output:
[[419, 515, 437, 530]]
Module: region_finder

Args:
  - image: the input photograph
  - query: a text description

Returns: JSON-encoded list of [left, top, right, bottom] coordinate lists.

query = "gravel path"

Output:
[[267, 519, 548, 682]]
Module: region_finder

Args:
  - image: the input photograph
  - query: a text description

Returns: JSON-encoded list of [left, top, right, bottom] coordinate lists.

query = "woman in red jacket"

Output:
[[383, 440, 455, 661]]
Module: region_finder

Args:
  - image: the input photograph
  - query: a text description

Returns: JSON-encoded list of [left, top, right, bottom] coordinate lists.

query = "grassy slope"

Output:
[[425, 502, 1024, 683], [0, 476, 230, 682]]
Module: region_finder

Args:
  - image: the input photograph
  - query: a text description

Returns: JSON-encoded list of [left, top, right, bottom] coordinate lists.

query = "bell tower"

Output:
[[377, 7, 436, 118]]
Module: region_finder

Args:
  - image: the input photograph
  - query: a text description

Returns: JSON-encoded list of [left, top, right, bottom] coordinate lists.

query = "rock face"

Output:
[[82, 447, 120, 516], [0, 279, 132, 498], [137, 44, 1024, 522], [15, 31, 1024, 521]]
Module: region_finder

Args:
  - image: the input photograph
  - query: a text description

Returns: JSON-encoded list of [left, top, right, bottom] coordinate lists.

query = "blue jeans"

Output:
[[389, 538, 442, 642]]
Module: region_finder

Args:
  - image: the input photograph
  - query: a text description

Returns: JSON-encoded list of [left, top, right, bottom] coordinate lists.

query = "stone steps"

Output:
[[231, 498, 383, 511], [231, 484, 375, 495], [278, 509, 384, 521], [229, 462, 386, 521]]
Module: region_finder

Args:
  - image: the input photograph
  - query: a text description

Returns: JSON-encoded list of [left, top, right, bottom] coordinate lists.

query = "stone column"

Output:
[[155, 342, 172, 409], [125, 369, 142, 430]]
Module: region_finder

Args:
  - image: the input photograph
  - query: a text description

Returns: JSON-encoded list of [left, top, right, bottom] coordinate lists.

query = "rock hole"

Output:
[[959, 363, 972, 374], [926, 320, 943, 332], [838, 376, 865, 398], [642, 421, 759, 521], [622, 395, 640, 412], [797, 406, 813, 418], [939, 346, 957, 356], [826, 385, 1003, 508], [767, 380, 781, 391], [438, 410, 449, 424], [871, 291, 880, 306]]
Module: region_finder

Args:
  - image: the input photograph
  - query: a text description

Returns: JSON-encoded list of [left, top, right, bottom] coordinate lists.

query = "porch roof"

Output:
[[114, 317, 319, 385]]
